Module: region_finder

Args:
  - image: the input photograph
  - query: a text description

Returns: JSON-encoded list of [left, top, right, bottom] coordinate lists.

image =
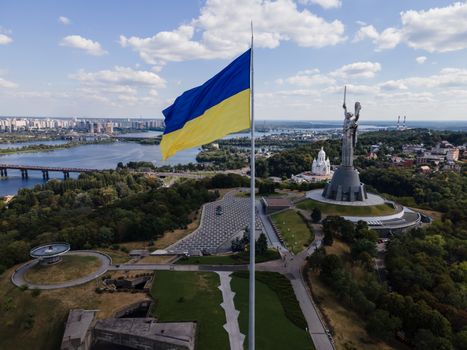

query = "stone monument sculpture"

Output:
[[323, 87, 367, 201]]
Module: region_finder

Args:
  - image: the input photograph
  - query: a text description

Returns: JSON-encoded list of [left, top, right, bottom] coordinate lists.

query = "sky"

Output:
[[1, 0, 467, 121]]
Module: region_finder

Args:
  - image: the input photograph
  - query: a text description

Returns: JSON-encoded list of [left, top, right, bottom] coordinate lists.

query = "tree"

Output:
[[455, 330, 467, 350], [414, 329, 453, 350], [351, 239, 377, 258], [320, 254, 343, 278], [231, 237, 245, 252], [307, 247, 326, 271], [323, 229, 334, 246], [311, 208, 322, 223], [366, 309, 402, 341], [258, 181, 275, 195], [256, 233, 268, 256]]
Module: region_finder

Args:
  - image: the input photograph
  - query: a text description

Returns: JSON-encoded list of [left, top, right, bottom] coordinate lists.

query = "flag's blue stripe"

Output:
[[162, 49, 251, 135]]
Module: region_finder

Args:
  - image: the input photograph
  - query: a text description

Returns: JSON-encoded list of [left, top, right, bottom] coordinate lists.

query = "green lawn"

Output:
[[271, 209, 314, 254], [150, 271, 229, 350], [297, 199, 397, 216], [231, 271, 314, 350], [175, 249, 281, 265]]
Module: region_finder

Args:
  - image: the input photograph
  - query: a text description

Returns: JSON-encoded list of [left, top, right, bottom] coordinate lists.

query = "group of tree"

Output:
[[196, 147, 248, 170], [231, 229, 268, 257], [0, 171, 257, 273], [256, 139, 341, 179], [321, 217, 378, 269], [360, 167, 466, 226], [309, 216, 467, 349]]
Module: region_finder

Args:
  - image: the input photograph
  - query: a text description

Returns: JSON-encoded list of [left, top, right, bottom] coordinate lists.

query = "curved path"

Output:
[[11, 250, 111, 290]]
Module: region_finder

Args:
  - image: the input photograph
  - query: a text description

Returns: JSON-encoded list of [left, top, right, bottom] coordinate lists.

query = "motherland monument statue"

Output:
[[322, 86, 368, 202]]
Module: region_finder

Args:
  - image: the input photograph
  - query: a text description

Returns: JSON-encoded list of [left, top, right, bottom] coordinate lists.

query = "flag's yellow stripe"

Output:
[[161, 88, 250, 160]]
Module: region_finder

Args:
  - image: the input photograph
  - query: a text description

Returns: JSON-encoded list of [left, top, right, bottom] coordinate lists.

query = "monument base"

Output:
[[322, 166, 367, 202]]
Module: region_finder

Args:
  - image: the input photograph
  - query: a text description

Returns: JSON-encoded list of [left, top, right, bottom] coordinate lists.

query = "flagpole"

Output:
[[248, 20, 256, 350]]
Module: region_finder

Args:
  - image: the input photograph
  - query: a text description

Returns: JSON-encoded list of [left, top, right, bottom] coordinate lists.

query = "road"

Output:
[[11, 251, 111, 290]]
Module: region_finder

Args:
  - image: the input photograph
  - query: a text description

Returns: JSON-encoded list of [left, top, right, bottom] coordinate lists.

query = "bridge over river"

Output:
[[0, 164, 95, 179], [0, 163, 242, 180]]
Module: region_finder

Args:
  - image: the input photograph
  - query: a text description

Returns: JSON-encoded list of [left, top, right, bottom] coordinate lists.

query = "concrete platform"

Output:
[[306, 189, 385, 206], [305, 189, 421, 233]]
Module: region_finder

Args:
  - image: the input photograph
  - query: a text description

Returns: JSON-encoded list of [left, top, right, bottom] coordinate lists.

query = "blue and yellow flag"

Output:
[[161, 49, 251, 160]]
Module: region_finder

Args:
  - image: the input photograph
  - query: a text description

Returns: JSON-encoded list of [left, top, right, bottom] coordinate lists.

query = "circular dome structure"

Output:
[[30, 242, 71, 265]]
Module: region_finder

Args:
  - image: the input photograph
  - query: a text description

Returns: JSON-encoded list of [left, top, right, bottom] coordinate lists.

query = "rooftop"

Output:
[[262, 197, 292, 208], [94, 318, 196, 349], [61, 309, 96, 345]]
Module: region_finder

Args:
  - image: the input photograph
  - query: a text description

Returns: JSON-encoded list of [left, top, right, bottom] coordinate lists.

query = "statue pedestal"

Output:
[[322, 166, 367, 202]]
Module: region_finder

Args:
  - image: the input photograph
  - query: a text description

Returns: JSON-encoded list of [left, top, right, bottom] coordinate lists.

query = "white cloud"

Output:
[[331, 61, 381, 79], [70, 66, 166, 88], [58, 16, 71, 25], [401, 2, 467, 52], [395, 67, 467, 89], [0, 77, 17, 89], [379, 80, 408, 91], [355, 2, 467, 52], [324, 83, 375, 95], [285, 69, 335, 87], [69, 66, 166, 106], [120, 0, 345, 64], [0, 34, 13, 45], [353, 25, 402, 50], [415, 56, 427, 64], [299, 0, 341, 9], [60, 35, 107, 56]]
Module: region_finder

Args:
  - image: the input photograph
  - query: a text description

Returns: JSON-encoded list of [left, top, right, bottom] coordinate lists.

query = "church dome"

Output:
[[318, 147, 325, 158]]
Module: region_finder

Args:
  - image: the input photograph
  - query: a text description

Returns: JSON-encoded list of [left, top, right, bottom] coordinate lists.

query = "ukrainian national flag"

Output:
[[160, 49, 251, 160]]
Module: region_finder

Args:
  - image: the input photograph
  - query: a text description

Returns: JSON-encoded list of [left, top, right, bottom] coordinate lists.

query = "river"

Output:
[[0, 140, 200, 196]]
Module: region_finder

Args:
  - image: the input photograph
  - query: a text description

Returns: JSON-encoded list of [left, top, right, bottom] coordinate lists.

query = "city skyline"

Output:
[[1, 0, 467, 120]]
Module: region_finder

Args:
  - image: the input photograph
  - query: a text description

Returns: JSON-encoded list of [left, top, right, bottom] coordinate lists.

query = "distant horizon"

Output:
[[0, 115, 466, 124]]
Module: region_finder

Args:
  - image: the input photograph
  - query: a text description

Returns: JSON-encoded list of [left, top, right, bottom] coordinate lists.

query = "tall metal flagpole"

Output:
[[248, 21, 256, 350]]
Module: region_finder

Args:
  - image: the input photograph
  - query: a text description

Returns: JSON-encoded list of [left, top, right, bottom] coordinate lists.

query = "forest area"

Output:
[[0, 171, 248, 274]]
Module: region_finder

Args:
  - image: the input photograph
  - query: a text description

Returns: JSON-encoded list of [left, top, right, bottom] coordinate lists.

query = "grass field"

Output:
[[175, 249, 281, 265], [99, 248, 130, 264], [150, 271, 229, 350], [271, 209, 314, 254], [297, 199, 397, 216], [24, 255, 101, 284], [231, 271, 313, 350]]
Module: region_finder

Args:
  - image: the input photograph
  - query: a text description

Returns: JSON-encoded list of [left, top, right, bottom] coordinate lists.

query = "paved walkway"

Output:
[[11, 251, 112, 290], [166, 190, 263, 255], [255, 200, 282, 248], [307, 188, 385, 206], [217, 272, 245, 350]]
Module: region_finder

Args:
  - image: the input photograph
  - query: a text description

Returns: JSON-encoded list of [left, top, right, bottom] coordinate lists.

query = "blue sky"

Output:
[[1, 0, 467, 120]]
